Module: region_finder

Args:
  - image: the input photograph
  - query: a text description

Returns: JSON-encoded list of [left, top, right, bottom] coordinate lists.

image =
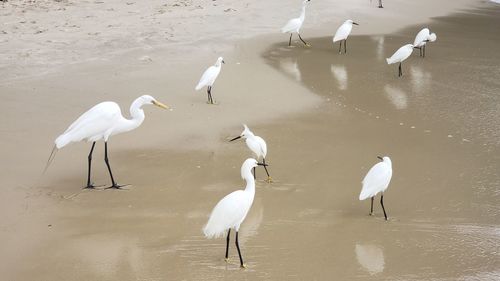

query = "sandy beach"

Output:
[[0, 0, 499, 280]]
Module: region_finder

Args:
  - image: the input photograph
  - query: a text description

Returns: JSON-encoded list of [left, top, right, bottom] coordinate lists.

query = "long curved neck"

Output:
[[123, 98, 145, 132], [243, 171, 255, 194], [299, 5, 307, 22]]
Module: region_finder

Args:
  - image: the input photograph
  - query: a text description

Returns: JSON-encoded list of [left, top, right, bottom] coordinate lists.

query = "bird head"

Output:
[[229, 124, 253, 142], [216, 57, 225, 66], [302, 0, 310, 5], [241, 158, 267, 179], [428, 33, 437, 42], [140, 95, 169, 109], [377, 156, 392, 165], [347, 19, 359, 25]]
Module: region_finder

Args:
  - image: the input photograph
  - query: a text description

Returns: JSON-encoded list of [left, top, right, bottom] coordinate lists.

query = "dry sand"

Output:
[[0, 0, 499, 280]]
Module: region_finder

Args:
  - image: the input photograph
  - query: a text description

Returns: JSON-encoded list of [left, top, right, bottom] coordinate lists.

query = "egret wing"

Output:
[[333, 23, 351, 42], [360, 162, 392, 200], [203, 190, 251, 238], [413, 28, 430, 47], [195, 66, 217, 90], [281, 18, 300, 33]]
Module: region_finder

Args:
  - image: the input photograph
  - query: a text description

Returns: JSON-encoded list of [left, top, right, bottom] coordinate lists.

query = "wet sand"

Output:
[[1, 1, 500, 280]]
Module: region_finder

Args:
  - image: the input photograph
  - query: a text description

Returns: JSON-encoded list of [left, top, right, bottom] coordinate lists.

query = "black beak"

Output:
[[222, 60, 225, 64], [257, 162, 268, 167], [353, 22, 359, 25], [229, 136, 241, 142], [377, 156, 383, 161]]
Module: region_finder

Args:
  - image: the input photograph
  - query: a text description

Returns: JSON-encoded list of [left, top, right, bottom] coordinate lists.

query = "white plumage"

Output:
[[195, 57, 224, 104], [333, 19, 359, 54], [359, 156, 393, 220], [413, 28, 437, 57], [49, 95, 168, 188], [281, 0, 311, 46], [359, 157, 392, 200], [230, 125, 272, 182], [203, 158, 264, 268], [386, 44, 414, 77]]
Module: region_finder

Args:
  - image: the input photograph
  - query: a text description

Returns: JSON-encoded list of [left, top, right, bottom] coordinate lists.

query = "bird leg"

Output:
[[378, 0, 383, 8], [104, 142, 125, 189], [338, 41, 342, 54], [298, 34, 310, 47], [235, 231, 246, 268], [262, 158, 273, 183], [423, 45, 426, 58], [344, 39, 347, 54], [398, 62, 402, 77], [207, 86, 214, 104], [380, 194, 388, 220], [370, 197, 374, 215], [225, 229, 231, 262], [84, 142, 97, 189], [288, 33, 293, 46], [253, 166, 256, 180]]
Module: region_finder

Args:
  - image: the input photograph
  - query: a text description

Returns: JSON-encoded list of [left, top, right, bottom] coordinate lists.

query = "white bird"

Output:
[[230, 124, 272, 182], [413, 28, 437, 57], [386, 44, 414, 77], [281, 0, 311, 47], [333, 19, 359, 54], [195, 57, 225, 104], [203, 158, 267, 268], [46, 95, 168, 189], [359, 156, 393, 220]]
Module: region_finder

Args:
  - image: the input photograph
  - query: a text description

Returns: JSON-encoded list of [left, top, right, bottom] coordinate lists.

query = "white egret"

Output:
[[281, 0, 311, 47], [386, 44, 414, 77], [359, 156, 393, 220], [333, 20, 359, 54], [413, 28, 437, 57], [47, 95, 168, 189], [370, 0, 383, 8], [229, 124, 272, 182], [195, 57, 225, 104], [203, 158, 267, 268]]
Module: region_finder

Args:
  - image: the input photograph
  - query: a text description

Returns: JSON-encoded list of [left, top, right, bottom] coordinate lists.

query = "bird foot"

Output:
[[305, 43, 311, 47], [83, 183, 104, 189], [224, 258, 230, 263], [369, 212, 374, 216], [266, 177, 273, 183], [378, 5, 383, 8], [105, 184, 129, 190], [240, 263, 247, 269]]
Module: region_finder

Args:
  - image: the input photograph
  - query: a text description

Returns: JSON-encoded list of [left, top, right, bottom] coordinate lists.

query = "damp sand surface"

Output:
[[1, 2, 500, 281]]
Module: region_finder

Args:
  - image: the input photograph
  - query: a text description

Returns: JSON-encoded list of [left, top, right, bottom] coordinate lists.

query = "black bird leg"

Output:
[[378, 0, 383, 8], [398, 62, 402, 77], [85, 141, 96, 188], [262, 158, 272, 182], [104, 142, 124, 189], [288, 33, 293, 46], [370, 196, 374, 215], [380, 194, 388, 220], [235, 231, 246, 268], [423, 45, 426, 58], [253, 167, 256, 179], [338, 41, 342, 54], [298, 34, 310, 46], [344, 39, 347, 54], [207, 86, 214, 104], [225, 229, 231, 261]]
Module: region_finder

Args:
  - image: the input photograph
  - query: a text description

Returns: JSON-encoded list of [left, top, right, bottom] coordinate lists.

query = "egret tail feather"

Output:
[[43, 145, 58, 175]]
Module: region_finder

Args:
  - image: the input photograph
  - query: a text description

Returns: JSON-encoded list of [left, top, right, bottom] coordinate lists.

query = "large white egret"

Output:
[[413, 28, 437, 57], [333, 20, 359, 54], [203, 158, 267, 268], [230, 124, 272, 182], [359, 156, 393, 220], [386, 44, 414, 77], [281, 0, 311, 47], [48, 95, 168, 189], [195, 57, 225, 104]]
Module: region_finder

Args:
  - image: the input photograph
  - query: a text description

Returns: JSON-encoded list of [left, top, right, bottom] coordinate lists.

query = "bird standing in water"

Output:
[[413, 28, 437, 57], [333, 19, 359, 54], [281, 0, 312, 47], [386, 44, 414, 77], [203, 158, 267, 268], [359, 156, 393, 220]]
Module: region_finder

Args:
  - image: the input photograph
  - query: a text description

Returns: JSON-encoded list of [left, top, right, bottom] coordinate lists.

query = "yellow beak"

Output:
[[152, 100, 169, 109]]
